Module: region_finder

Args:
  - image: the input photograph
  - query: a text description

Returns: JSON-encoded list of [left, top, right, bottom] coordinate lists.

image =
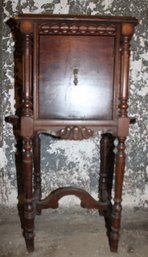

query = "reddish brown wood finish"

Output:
[[10, 14, 138, 253]]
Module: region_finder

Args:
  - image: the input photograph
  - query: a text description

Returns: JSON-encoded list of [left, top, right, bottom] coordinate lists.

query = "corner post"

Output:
[[110, 23, 135, 252], [20, 20, 34, 252]]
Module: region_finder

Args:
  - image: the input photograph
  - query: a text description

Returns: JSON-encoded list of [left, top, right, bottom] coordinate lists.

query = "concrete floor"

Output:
[[0, 206, 148, 257]]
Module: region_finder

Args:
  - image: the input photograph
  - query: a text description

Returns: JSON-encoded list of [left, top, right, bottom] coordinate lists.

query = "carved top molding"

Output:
[[14, 14, 138, 35], [39, 23, 116, 36]]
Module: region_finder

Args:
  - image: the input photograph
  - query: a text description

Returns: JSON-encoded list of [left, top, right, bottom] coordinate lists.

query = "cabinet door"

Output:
[[38, 35, 115, 120]]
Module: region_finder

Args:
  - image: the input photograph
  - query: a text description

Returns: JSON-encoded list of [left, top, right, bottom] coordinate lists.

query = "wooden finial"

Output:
[[122, 23, 134, 37], [20, 20, 33, 33]]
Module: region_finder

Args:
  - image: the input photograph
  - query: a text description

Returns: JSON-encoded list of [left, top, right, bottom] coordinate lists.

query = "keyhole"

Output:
[[73, 68, 79, 86]]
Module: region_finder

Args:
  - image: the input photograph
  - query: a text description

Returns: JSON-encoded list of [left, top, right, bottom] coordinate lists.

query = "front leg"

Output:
[[23, 136, 34, 252], [110, 137, 126, 252], [99, 133, 115, 211], [33, 133, 42, 215]]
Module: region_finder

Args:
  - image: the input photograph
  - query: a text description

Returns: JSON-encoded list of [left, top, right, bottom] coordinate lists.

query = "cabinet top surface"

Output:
[[14, 14, 138, 24]]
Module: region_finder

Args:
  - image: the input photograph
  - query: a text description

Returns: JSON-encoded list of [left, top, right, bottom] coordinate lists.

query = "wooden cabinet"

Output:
[[10, 14, 138, 252]]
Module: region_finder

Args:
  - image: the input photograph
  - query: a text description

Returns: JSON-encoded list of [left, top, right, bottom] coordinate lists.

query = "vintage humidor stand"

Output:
[[8, 14, 138, 253]]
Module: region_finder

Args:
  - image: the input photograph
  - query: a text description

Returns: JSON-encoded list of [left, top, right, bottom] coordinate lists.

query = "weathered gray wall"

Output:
[[0, 0, 148, 207]]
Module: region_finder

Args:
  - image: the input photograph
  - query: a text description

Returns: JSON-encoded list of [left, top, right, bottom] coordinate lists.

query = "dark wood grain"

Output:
[[39, 35, 114, 120]]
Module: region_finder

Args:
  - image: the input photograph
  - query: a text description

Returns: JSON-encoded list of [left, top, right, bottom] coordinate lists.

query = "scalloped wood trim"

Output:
[[56, 126, 94, 140]]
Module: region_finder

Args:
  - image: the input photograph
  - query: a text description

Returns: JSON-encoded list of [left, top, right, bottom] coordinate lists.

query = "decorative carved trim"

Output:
[[36, 187, 108, 211], [39, 23, 116, 35], [56, 126, 94, 140]]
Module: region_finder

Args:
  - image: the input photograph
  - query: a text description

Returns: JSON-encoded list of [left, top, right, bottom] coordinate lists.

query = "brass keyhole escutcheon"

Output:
[[73, 68, 79, 86]]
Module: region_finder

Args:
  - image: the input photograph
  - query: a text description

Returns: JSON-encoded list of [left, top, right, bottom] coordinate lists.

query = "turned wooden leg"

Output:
[[106, 136, 115, 202], [33, 133, 42, 215], [110, 137, 126, 252], [99, 132, 115, 249], [99, 133, 115, 213], [16, 137, 25, 230], [23, 137, 34, 252]]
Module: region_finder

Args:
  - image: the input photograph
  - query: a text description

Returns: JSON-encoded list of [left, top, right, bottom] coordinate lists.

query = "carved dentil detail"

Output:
[[39, 23, 116, 35]]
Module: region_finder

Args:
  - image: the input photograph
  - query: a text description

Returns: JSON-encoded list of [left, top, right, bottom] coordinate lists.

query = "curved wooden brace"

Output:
[[36, 187, 108, 211]]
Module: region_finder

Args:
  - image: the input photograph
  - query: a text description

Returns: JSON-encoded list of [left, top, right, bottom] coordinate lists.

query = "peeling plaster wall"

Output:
[[0, 0, 148, 207]]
